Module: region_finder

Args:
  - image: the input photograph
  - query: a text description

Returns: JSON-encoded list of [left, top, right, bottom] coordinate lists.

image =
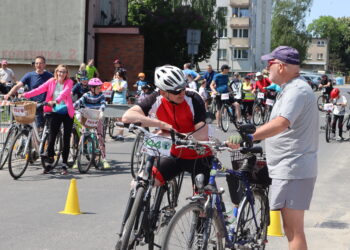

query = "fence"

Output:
[[0, 96, 12, 147]]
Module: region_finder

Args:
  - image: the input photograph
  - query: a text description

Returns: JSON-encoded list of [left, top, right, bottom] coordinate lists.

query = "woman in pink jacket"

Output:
[[21, 64, 74, 175]]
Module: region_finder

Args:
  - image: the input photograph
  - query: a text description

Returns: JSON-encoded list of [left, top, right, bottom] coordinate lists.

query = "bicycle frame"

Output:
[[191, 157, 262, 248]]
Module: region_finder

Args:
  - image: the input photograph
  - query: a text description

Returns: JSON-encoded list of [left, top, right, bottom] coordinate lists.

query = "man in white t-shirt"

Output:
[[0, 60, 17, 94]]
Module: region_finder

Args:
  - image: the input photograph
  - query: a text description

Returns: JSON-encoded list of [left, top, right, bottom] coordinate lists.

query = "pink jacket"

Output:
[[23, 77, 74, 118]]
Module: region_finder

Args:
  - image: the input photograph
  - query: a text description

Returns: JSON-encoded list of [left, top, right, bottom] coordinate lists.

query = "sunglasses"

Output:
[[167, 88, 185, 95], [267, 60, 285, 69]]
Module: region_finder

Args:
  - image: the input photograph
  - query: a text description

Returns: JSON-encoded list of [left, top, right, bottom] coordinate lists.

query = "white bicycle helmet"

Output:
[[154, 65, 187, 91]]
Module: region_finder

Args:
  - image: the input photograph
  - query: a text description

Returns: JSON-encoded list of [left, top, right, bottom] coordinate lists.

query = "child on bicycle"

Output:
[[73, 78, 110, 169], [330, 88, 347, 140]]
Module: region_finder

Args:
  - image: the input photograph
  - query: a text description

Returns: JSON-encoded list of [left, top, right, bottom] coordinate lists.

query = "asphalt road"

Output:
[[1, 87, 350, 250]]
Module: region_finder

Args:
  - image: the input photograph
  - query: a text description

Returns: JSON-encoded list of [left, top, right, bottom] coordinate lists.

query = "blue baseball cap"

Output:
[[261, 46, 300, 65]]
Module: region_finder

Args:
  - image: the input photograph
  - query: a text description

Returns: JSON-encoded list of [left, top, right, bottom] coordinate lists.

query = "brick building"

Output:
[[0, 0, 144, 89]]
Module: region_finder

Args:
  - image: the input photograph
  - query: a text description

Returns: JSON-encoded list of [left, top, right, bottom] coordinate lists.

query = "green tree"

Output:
[[271, 0, 313, 62], [307, 16, 350, 72], [128, 0, 223, 72]]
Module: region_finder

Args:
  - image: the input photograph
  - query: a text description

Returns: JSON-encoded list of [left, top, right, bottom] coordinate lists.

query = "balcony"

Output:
[[230, 38, 249, 47], [230, 17, 250, 27], [230, 0, 250, 7]]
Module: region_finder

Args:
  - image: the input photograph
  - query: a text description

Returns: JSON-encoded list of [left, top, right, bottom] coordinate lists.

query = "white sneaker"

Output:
[[336, 136, 343, 141]]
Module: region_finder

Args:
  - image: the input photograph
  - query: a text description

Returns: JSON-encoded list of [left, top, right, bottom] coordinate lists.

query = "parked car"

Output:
[[302, 75, 318, 91]]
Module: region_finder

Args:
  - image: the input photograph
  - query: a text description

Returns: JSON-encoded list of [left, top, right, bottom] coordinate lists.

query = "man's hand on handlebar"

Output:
[[47, 101, 56, 107]]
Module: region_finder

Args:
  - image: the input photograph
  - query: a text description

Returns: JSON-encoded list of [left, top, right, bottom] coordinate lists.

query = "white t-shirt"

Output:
[[188, 81, 197, 91], [198, 86, 208, 100], [332, 95, 347, 115], [0, 68, 15, 83]]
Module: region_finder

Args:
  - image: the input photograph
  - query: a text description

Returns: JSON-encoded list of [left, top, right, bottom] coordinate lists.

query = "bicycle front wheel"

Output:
[[130, 133, 145, 178], [317, 95, 325, 111], [235, 189, 269, 249], [219, 105, 230, 132], [162, 202, 224, 250], [0, 125, 18, 170], [77, 135, 95, 173], [116, 186, 146, 250], [8, 130, 31, 179], [108, 118, 116, 138]]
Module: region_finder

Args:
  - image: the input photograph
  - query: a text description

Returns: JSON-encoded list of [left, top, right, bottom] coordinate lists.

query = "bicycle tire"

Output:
[[0, 125, 18, 170], [116, 186, 146, 250], [93, 134, 101, 168], [161, 202, 224, 250], [109, 118, 116, 138], [130, 133, 145, 178], [69, 129, 80, 165], [252, 104, 263, 126], [219, 105, 230, 132], [235, 189, 269, 249], [325, 115, 331, 143], [77, 135, 94, 174], [8, 130, 31, 180], [149, 179, 179, 250], [317, 95, 324, 111], [263, 107, 272, 124], [40, 133, 63, 171]]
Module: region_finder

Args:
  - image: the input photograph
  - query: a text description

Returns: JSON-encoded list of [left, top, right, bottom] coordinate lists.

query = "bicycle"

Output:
[[115, 123, 185, 250], [75, 107, 104, 173], [218, 92, 239, 132], [252, 91, 266, 126], [68, 115, 82, 166], [263, 89, 277, 123], [162, 124, 270, 250], [7, 101, 63, 179], [317, 87, 330, 111], [321, 103, 334, 143]]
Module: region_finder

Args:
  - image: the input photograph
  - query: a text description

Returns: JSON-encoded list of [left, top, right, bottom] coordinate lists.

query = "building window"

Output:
[[218, 28, 228, 38], [307, 54, 312, 60], [317, 53, 324, 60], [233, 49, 249, 59], [218, 7, 228, 16], [317, 40, 326, 46], [218, 49, 227, 60], [232, 29, 249, 38], [232, 8, 250, 17]]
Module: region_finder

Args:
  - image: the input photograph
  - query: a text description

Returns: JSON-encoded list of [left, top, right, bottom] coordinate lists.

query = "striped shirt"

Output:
[[74, 92, 106, 111]]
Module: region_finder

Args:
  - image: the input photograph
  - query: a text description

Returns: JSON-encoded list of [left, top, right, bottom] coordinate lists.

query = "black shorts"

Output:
[[152, 156, 212, 185]]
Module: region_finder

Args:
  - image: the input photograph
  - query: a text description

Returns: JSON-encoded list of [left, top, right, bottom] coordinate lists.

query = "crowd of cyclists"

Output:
[[0, 52, 346, 249]]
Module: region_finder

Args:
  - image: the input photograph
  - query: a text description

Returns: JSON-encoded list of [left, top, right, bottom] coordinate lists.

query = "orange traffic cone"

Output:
[[59, 178, 82, 215], [267, 210, 284, 236]]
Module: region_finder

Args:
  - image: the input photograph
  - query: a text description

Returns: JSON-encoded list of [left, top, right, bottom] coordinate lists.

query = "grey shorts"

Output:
[[269, 177, 316, 210]]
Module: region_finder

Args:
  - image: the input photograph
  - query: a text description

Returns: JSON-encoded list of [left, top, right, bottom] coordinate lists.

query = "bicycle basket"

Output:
[[81, 108, 100, 128], [230, 150, 271, 186], [11, 101, 37, 124]]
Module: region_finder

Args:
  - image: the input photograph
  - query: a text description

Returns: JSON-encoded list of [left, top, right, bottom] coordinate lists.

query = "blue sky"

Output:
[[305, 0, 350, 25]]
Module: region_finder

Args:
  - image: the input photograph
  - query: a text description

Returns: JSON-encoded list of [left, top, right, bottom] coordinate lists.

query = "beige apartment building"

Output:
[[199, 0, 272, 73], [303, 38, 329, 73]]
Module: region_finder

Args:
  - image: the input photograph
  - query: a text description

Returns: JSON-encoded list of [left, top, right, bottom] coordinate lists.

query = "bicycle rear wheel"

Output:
[[40, 132, 62, 171], [252, 104, 263, 126], [161, 202, 224, 250], [108, 118, 116, 138], [219, 105, 230, 132], [235, 189, 269, 249], [0, 125, 18, 170], [69, 128, 80, 165], [130, 133, 146, 178], [8, 130, 31, 179], [77, 135, 95, 173], [317, 95, 325, 111]]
